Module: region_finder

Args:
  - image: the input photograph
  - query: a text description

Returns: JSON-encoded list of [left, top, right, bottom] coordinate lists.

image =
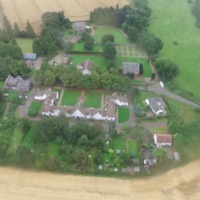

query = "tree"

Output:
[[155, 59, 180, 82], [103, 41, 117, 60], [19, 118, 31, 133], [44, 70, 56, 86], [107, 59, 116, 70], [84, 39, 94, 51], [3, 16, 13, 37], [101, 34, 115, 45], [13, 23, 21, 37], [139, 63, 144, 75], [26, 20, 36, 37], [127, 26, 139, 43], [18, 147, 35, 167], [65, 42, 74, 54]]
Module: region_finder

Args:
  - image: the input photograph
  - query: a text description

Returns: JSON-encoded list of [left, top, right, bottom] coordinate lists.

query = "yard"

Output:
[[61, 89, 81, 106], [126, 140, 138, 157], [73, 42, 103, 52], [28, 101, 43, 116], [83, 91, 102, 108], [16, 38, 33, 53], [71, 54, 107, 70], [93, 26, 129, 44], [118, 107, 130, 123], [149, 0, 200, 101]]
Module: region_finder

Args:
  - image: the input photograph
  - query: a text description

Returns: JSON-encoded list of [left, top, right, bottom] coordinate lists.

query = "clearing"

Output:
[[16, 38, 33, 53]]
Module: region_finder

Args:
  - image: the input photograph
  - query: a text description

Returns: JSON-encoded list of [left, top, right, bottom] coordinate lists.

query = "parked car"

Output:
[[159, 81, 164, 88]]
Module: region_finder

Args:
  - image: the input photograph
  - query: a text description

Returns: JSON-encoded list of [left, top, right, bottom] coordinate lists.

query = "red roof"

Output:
[[155, 134, 172, 144]]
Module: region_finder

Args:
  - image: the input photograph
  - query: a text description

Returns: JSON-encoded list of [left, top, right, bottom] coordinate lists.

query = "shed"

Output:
[[116, 149, 121, 155], [154, 134, 172, 148], [173, 151, 180, 161]]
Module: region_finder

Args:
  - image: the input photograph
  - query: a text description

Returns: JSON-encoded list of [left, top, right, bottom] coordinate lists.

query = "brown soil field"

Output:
[[0, 0, 129, 34], [0, 160, 200, 200]]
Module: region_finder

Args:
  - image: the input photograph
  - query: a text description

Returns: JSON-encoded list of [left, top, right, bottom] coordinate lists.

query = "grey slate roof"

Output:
[[122, 62, 140, 75], [23, 53, 37, 60], [148, 97, 166, 114]]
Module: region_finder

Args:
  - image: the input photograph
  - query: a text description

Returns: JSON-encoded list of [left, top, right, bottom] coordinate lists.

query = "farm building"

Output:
[[23, 53, 37, 60], [4, 74, 30, 92], [144, 97, 166, 115], [154, 134, 172, 148], [122, 62, 140, 76], [77, 60, 94, 75]]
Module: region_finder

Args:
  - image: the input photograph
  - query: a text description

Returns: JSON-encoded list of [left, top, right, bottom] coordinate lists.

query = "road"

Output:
[[138, 82, 200, 108]]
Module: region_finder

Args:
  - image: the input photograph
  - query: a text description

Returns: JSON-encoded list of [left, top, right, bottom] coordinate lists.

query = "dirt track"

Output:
[[1, 160, 200, 200]]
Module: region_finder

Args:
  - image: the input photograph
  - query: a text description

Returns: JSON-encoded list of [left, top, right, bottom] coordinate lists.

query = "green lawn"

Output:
[[114, 137, 124, 150], [84, 91, 102, 108], [71, 54, 107, 70], [0, 81, 4, 89], [149, 0, 200, 101], [6, 91, 19, 102], [28, 101, 42, 116], [73, 42, 103, 52], [61, 89, 80, 106], [16, 38, 33, 53], [63, 29, 75, 38], [93, 26, 129, 44], [6, 127, 24, 156], [118, 107, 130, 123], [126, 140, 138, 157]]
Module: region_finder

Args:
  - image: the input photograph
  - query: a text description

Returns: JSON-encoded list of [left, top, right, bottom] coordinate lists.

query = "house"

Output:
[[122, 62, 140, 76], [73, 21, 86, 36], [77, 60, 94, 75], [144, 97, 166, 115], [4, 74, 30, 92], [154, 134, 172, 148], [23, 53, 37, 60]]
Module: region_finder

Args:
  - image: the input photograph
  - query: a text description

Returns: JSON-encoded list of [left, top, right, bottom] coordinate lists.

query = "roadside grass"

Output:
[[6, 126, 24, 156], [126, 139, 138, 157], [84, 91, 102, 108], [16, 38, 33, 53], [73, 42, 103, 52], [61, 89, 80, 106], [28, 101, 42, 116], [149, 0, 200, 101], [93, 25, 129, 44], [116, 57, 152, 76], [71, 54, 107, 70], [118, 107, 130, 123]]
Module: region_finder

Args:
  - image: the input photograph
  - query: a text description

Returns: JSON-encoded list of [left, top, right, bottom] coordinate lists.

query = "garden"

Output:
[[61, 89, 81, 106], [83, 91, 102, 108], [118, 107, 130, 124]]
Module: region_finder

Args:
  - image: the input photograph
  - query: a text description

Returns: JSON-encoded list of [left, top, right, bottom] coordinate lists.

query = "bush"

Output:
[[28, 101, 42, 116]]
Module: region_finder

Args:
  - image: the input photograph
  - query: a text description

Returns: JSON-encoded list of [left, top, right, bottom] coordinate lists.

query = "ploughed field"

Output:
[[0, 0, 129, 34], [1, 160, 200, 199]]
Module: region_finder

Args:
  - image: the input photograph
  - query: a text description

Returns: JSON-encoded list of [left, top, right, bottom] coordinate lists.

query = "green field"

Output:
[[61, 89, 81, 106], [118, 107, 130, 123], [84, 91, 102, 108], [149, 0, 200, 101], [16, 38, 33, 53], [93, 26, 129, 44], [72, 54, 107, 70]]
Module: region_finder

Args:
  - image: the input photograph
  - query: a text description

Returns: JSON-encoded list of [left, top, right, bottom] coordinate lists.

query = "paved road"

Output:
[[138, 83, 200, 108]]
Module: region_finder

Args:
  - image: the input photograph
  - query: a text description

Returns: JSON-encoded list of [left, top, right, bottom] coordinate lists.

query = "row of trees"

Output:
[[34, 63, 130, 90], [33, 12, 71, 56]]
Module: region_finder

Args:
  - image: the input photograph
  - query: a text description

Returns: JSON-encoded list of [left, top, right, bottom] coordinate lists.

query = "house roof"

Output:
[[78, 60, 94, 75], [73, 21, 86, 32], [147, 97, 166, 113], [122, 62, 140, 75], [23, 53, 37, 60], [155, 134, 172, 144]]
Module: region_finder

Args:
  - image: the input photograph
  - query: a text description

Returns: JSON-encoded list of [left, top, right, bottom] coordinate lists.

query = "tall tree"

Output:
[[26, 20, 36, 38], [3, 16, 13, 37], [103, 41, 117, 60], [13, 23, 21, 37]]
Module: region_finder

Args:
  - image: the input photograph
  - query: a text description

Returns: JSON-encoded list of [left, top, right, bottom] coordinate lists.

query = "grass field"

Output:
[[118, 107, 130, 123], [28, 101, 42, 116], [84, 91, 102, 108], [61, 89, 80, 106], [149, 0, 200, 101], [93, 26, 129, 44], [6, 127, 24, 156], [72, 54, 107, 70], [16, 38, 33, 53], [126, 140, 138, 157]]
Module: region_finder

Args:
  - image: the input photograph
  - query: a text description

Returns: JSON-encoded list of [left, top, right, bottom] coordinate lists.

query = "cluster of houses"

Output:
[[34, 89, 129, 122]]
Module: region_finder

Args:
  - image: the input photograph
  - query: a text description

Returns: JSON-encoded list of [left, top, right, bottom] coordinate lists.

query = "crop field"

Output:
[[1, 0, 129, 34], [149, 0, 200, 101]]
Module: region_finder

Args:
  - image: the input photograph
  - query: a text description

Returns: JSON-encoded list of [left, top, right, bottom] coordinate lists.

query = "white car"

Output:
[[159, 81, 164, 88]]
